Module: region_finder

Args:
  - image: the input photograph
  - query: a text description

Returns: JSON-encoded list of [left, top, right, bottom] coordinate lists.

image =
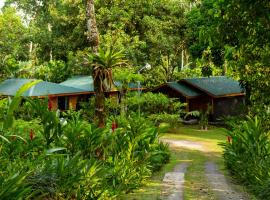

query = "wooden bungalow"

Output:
[[0, 76, 144, 111], [152, 76, 245, 120], [0, 78, 89, 110], [60, 76, 145, 108], [59, 76, 120, 109]]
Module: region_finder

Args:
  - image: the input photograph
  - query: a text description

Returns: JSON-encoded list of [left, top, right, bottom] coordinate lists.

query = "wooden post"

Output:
[[186, 98, 190, 112], [69, 96, 78, 110], [50, 96, 58, 110]]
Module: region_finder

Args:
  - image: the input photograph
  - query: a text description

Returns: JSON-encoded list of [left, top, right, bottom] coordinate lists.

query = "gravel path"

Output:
[[161, 138, 206, 152], [205, 162, 249, 200]]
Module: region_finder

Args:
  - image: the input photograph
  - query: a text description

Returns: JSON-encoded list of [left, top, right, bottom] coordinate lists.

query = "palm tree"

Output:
[[86, 1, 127, 127], [91, 47, 128, 127]]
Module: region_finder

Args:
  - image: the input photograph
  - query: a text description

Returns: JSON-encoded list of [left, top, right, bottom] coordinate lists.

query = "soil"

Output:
[[161, 139, 206, 152]]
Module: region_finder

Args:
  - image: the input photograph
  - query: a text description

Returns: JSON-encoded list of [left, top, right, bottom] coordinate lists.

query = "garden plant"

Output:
[[0, 87, 170, 199]]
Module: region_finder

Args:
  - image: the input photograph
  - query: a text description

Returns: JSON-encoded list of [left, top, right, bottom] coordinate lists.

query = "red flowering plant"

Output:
[[227, 136, 232, 143], [111, 121, 118, 133], [29, 129, 34, 141]]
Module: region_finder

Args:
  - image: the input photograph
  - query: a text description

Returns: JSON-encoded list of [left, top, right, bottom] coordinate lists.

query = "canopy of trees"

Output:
[[1, 0, 269, 118]]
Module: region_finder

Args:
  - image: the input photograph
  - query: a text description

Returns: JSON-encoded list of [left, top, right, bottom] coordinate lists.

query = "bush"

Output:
[[0, 98, 170, 199], [126, 92, 182, 115], [221, 116, 270, 198]]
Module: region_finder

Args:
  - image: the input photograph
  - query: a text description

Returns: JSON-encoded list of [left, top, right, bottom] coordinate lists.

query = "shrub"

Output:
[[0, 95, 170, 199], [26, 153, 103, 199], [221, 116, 270, 197], [126, 92, 183, 115]]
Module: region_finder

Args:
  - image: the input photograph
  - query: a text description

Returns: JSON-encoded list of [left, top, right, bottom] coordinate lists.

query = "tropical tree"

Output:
[[85, 0, 103, 127], [91, 47, 128, 127], [0, 7, 28, 79]]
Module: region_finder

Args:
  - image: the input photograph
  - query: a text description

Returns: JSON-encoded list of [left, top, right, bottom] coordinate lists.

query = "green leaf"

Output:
[[3, 80, 41, 130], [46, 147, 67, 154], [7, 135, 27, 143], [0, 134, 10, 143]]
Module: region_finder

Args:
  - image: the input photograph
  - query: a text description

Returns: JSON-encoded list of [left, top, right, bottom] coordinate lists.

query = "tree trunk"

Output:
[[86, 0, 99, 54], [86, 0, 105, 127], [93, 77, 105, 127]]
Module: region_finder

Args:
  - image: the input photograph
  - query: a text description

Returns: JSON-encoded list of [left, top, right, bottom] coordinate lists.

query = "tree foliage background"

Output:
[[1, 0, 270, 116]]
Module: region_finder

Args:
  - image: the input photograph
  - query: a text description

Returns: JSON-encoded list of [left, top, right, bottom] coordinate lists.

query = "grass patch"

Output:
[[118, 150, 180, 200], [175, 148, 215, 200]]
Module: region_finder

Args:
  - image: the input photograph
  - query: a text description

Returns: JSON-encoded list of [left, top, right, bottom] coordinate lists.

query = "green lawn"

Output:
[[164, 124, 227, 153], [120, 124, 227, 200]]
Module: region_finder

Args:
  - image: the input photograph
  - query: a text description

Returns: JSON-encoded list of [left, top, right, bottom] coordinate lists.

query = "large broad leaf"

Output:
[[3, 80, 42, 130]]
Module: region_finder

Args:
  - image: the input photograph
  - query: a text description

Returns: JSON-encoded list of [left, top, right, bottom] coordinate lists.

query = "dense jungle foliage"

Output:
[[0, 0, 270, 199], [1, 0, 269, 109]]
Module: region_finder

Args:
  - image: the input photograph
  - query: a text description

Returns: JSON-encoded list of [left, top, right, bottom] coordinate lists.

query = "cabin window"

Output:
[[58, 96, 69, 110]]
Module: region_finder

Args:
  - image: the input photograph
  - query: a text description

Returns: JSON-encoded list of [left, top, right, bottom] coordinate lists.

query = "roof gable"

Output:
[[152, 81, 203, 98], [60, 76, 94, 92], [167, 82, 202, 98], [180, 76, 245, 97]]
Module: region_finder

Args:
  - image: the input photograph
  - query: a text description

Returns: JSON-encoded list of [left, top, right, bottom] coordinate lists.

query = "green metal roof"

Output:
[[0, 78, 87, 97], [60, 76, 94, 92], [167, 82, 203, 97], [61, 76, 137, 92], [181, 76, 245, 97]]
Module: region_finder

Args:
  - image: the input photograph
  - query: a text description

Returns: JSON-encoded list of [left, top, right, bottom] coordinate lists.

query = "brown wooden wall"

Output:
[[212, 96, 245, 120], [188, 95, 211, 112]]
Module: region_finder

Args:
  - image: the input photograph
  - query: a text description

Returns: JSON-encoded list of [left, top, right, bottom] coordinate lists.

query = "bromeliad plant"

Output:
[[90, 47, 128, 127]]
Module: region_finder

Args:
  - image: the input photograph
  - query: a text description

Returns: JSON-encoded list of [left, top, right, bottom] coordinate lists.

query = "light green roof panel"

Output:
[[182, 76, 245, 97], [0, 78, 87, 97], [167, 82, 202, 97], [61, 76, 119, 92], [60, 76, 94, 91]]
